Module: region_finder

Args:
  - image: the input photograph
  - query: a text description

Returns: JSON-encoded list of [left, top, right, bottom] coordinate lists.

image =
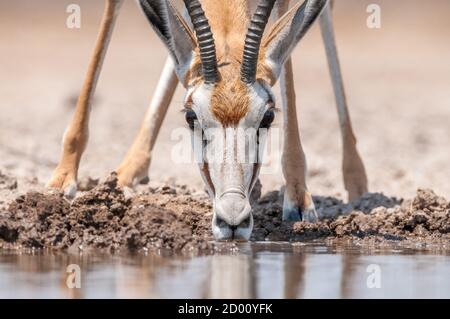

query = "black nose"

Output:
[[216, 216, 251, 231]]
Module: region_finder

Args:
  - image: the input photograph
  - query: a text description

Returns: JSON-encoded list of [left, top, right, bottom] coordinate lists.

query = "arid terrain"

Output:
[[1, 173, 449, 252], [0, 0, 449, 251]]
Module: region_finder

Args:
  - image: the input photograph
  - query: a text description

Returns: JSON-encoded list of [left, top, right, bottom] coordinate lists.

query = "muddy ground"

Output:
[[1, 173, 448, 253]]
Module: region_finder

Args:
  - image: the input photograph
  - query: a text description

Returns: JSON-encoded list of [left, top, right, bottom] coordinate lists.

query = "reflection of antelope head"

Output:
[[139, 0, 327, 240]]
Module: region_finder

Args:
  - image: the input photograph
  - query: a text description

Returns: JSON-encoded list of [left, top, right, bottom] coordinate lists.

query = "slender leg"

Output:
[[319, 2, 368, 200], [280, 58, 317, 222], [47, 0, 124, 197], [277, 0, 317, 222], [116, 57, 178, 187]]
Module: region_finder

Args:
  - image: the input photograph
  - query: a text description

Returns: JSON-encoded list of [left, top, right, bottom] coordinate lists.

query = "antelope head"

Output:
[[139, 0, 328, 240]]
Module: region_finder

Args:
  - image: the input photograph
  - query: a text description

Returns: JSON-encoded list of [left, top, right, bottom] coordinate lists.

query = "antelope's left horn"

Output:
[[240, 0, 276, 84], [183, 0, 219, 84]]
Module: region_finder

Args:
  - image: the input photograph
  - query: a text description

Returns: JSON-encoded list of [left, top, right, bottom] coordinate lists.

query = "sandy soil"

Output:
[[0, 1, 449, 251], [1, 174, 448, 253]]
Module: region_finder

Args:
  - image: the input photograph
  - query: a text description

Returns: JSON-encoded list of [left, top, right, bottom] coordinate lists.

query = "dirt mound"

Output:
[[252, 189, 449, 245], [0, 174, 214, 253], [0, 174, 449, 252]]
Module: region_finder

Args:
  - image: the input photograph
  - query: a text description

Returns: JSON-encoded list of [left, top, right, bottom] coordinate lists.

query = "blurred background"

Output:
[[0, 0, 449, 199]]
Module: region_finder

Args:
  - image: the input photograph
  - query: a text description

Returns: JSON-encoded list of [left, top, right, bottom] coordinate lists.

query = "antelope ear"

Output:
[[138, 0, 196, 86], [261, 0, 328, 83]]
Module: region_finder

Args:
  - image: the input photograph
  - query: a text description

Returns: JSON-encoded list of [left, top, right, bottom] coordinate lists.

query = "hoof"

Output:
[[282, 191, 318, 222], [47, 173, 77, 199]]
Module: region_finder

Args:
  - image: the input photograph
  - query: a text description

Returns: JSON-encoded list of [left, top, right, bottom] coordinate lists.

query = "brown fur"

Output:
[[210, 78, 249, 126]]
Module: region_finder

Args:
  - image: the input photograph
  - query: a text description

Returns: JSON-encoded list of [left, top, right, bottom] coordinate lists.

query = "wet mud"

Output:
[[0, 174, 449, 253]]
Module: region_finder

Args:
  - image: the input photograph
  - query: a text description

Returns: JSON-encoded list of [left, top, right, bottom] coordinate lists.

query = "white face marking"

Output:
[[189, 84, 217, 130], [242, 81, 275, 129], [185, 81, 275, 240]]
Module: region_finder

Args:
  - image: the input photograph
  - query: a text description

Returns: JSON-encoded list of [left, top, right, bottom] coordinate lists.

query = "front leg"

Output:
[[47, 0, 124, 197], [116, 57, 178, 187], [280, 58, 318, 222], [273, 0, 317, 222]]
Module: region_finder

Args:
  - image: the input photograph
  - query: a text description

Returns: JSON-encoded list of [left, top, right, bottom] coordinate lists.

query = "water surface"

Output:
[[0, 242, 449, 298]]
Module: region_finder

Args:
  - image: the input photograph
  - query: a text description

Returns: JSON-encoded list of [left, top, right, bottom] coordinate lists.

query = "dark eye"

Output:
[[259, 109, 275, 129], [185, 110, 198, 130]]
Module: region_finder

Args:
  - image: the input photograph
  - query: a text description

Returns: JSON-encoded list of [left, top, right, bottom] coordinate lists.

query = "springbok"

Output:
[[47, 0, 368, 240]]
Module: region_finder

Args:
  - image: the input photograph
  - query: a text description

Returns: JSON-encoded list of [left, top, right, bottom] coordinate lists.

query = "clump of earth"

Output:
[[0, 173, 449, 253]]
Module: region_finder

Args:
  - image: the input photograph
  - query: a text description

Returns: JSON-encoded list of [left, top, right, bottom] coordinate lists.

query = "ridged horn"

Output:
[[183, 0, 219, 84], [241, 0, 276, 84]]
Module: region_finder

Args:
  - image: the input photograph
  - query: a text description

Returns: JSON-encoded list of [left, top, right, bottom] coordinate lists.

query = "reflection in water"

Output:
[[208, 255, 255, 298], [0, 243, 449, 298], [283, 254, 306, 298]]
